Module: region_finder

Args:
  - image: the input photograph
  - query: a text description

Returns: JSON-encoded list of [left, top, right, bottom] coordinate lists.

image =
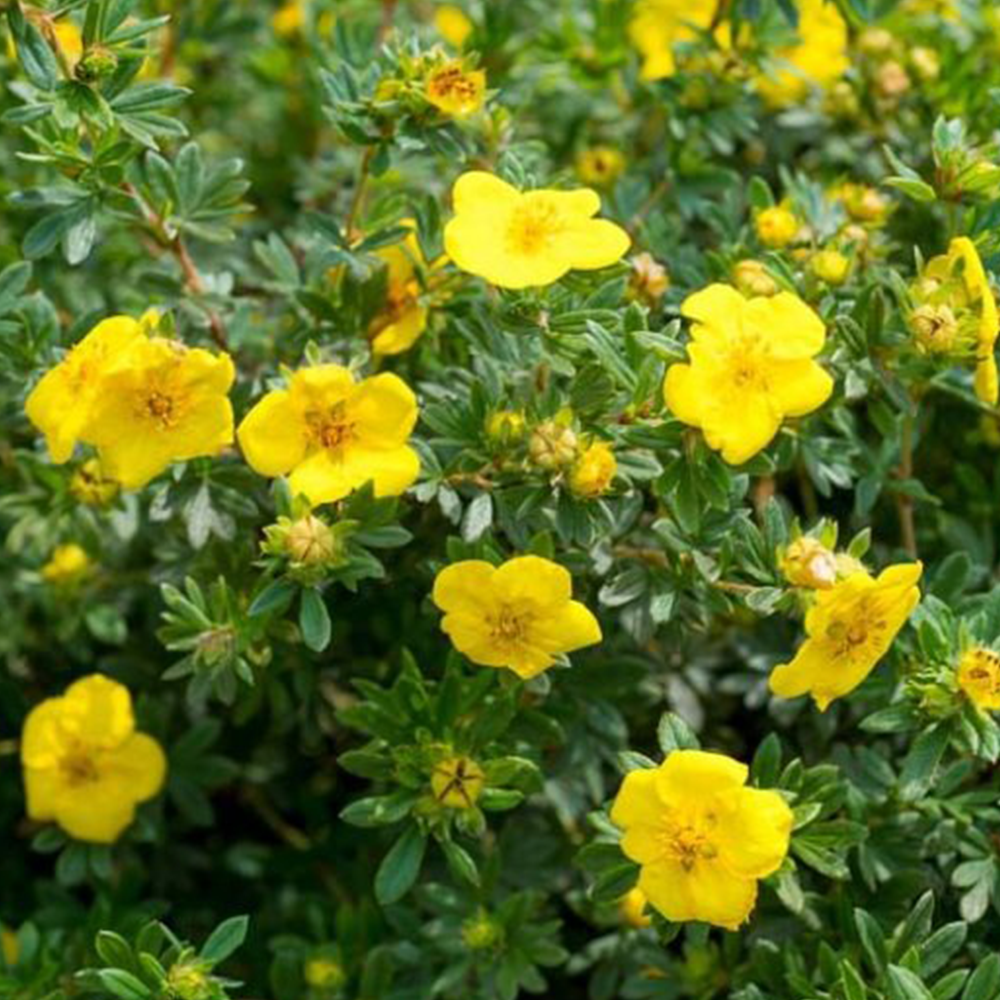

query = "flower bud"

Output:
[[70, 459, 120, 507], [431, 755, 485, 809], [529, 420, 578, 469], [485, 409, 526, 444], [576, 146, 625, 187], [780, 537, 838, 589], [911, 303, 958, 353], [461, 910, 503, 950], [41, 544, 92, 587], [619, 886, 652, 928], [858, 28, 894, 56], [875, 61, 910, 99], [754, 206, 798, 249], [304, 956, 347, 990], [628, 252, 670, 305], [569, 441, 617, 498], [166, 961, 214, 1000], [910, 47, 940, 81], [733, 259, 778, 298], [287, 514, 339, 565], [811, 249, 851, 286], [76, 46, 118, 82]]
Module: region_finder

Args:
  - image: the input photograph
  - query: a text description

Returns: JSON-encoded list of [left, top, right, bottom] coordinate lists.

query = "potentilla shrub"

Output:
[[5, 1, 1000, 999]]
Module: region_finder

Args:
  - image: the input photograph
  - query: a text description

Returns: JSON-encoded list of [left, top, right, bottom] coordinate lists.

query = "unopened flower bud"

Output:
[[733, 259, 778, 298], [529, 420, 578, 469], [754, 206, 798, 249], [304, 956, 346, 990], [461, 910, 503, 950], [485, 410, 526, 444], [569, 441, 617, 498], [911, 303, 958, 353], [76, 46, 118, 82], [875, 61, 910, 99], [910, 47, 939, 81], [811, 250, 851, 286], [431, 755, 485, 809], [70, 459, 119, 507], [780, 537, 838, 589], [287, 514, 339, 565], [628, 252, 670, 305], [166, 961, 214, 1000]]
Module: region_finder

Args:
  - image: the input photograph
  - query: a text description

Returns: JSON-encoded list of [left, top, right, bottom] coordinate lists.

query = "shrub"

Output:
[[3, 1, 1000, 999]]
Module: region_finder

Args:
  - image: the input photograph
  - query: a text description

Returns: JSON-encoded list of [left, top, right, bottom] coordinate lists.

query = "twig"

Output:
[[343, 145, 374, 242], [896, 405, 918, 558], [378, 0, 398, 44]]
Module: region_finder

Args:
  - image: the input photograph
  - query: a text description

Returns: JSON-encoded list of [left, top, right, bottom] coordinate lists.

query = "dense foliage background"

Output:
[[6, 0, 1000, 998]]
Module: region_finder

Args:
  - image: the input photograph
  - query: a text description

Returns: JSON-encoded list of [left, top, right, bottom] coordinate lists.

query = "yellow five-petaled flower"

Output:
[[432, 555, 602, 678], [238, 364, 420, 507], [21, 674, 167, 844], [769, 562, 923, 711], [664, 283, 834, 465], [444, 171, 630, 290], [611, 750, 793, 930]]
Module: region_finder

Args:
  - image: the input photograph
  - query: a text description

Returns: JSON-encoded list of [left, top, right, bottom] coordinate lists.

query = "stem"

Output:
[[343, 145, 374, 241], [896, 406, 918, 558], [124, 183, 230, 352], [378, 0, 398, 44]]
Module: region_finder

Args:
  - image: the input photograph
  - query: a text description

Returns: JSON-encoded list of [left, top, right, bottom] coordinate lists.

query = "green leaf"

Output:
[[887, 965, 934, 1000], [97, 969, 152, 1000], [299, 589, 332, 652], [374, 825, 427, 906], [963, 955, 1000, 1000], [656, 712, 699, 756], [200, 915, 249, 964]]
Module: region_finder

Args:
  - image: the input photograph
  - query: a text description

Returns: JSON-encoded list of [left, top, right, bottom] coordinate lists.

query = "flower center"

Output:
[[306, 404, 356, 452], [491, 605, 528, 643], [145, 391, 176, 427], [825, 599, 887, 660], [429, 67, 479, 105], [660, 816, 719, 871], [59, 748, 100, 787], [506, 201, 562, 257]]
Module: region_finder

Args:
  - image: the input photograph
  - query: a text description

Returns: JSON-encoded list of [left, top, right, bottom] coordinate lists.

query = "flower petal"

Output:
[[237, 390, 309, 477]]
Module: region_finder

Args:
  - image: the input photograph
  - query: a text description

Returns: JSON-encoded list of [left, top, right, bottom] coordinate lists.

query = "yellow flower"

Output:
[[425, 61, 486, 117], [25, 315, 147, 464], [769, 562, 922, 711], [754, 205, 798, 248], [368, 224, 441, 355], [305, 956, 346, 990], [780, 536, 838, 589], [41, 543, 92, 586], [444, 171, 631, 289], [910, 237, 999, 404], [54, 18, 84, 67], [432, 555, 602, 679], [1, 927, 17, 967], [664, 284, 833, 465], [435, 4, 474, 48], [628, 0, 720, 81], [81, 337, 235, 489], [811, 249, 851, 286], [21, 674, 166, 843], [485, 409, 526, 444], [238, 365, 420, 507], [756, 0, 849, 107], [570, 441, 617, 497], [611, 750, 793, 930], [619, 886, 652, 929], [576, 146, 626, 187], [957, 647, 1000, 711], [273, 0, 307, 36], [431, 755, 485, 808]]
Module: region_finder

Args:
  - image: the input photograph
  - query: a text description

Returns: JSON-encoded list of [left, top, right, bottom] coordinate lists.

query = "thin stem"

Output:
[[378, 0, 398, 44], [896, 406, 918, 558], [343, 145, 374, 242]]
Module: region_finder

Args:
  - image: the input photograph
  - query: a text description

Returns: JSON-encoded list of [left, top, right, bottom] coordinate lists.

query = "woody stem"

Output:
[[897, 407, 918, 558]]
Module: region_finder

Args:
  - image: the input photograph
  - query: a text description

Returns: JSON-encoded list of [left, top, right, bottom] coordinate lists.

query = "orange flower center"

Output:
[[506, 201, 562, 257], [429, 67, 479, 105], [825, 600, 887, 660], [59, 747, 100, 787], [145, 391, 177, 427], [306, 404, 356, 452], [490, 604, 529, 643], [659, 815, 719, 871]]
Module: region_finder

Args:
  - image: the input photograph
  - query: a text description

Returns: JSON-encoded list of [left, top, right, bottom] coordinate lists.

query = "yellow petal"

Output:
[[340, 443, 421, 497], [288, 451, 356, 505], [610, 766, 660, 829], [21, 697, 70, 769], [654, 749, 748, 803], [745, 292, 826, 358], [371, 304, 428, 355], [493, 555, 573, 610], [715, 786, 793, 878], [104, 732, 167, 802], [288, 364, 355, 409], [432, 561, 498, 615], [25, 367, 88, 464], [766, 358, 834, 417], [530, 600, 602, 653], [350, 373, 419, 445], [640, 859, 758, 929], [451, 171, 519, 214], [23, 767, 60, 822], [563, 218, 632, 270], [237, 390, 309, 476], [547, 187, 602, 219], [62, 674, 135, 749], [680, 283, 747, 334], [702, 391, 782, 465], [52, 781, 139, 844]]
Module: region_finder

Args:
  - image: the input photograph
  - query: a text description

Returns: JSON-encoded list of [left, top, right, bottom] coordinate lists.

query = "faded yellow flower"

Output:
[[238, 365, 420, 507], [770, 563, 922, 711], [756, 0, 849, 107], [957, 647, 1000, 711], [22, 674, 167, 843], [432, 555, 602, 679], [780, 536, 838, 589], [444, 171, 630, 289], [611, 750, 792, 929], [664, 284, 833, 465], [41, 543, 92, 586], [425, 60, 486, 117], [570, 441, 617, 497], [82, 337, 235, 489]]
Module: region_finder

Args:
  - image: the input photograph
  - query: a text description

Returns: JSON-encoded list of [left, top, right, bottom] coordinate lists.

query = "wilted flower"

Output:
[[733, 259, 778, 297], [957, 647, 1000, 711], [629, 252, 670, 304], [780, 536, 838, 589], [569, 441, 617, 497]]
